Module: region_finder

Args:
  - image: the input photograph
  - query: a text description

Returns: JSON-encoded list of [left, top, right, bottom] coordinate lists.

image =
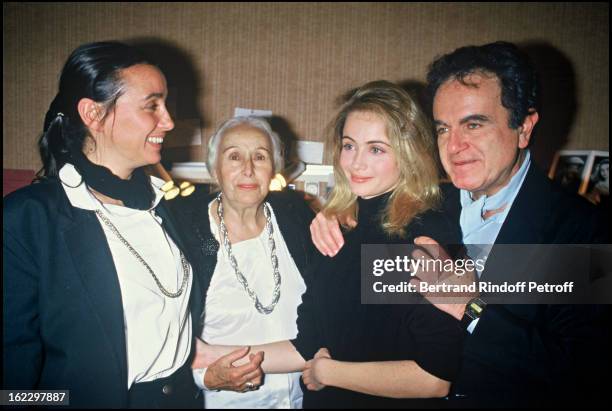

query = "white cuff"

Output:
[[466, 318, 480, 334], [193, 367, 214, 391]]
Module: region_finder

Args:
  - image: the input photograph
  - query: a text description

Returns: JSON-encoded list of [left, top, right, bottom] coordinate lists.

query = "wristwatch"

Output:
[[461, 297, 487, 329]]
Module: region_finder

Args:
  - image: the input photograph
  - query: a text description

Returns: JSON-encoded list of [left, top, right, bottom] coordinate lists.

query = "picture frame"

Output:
[[549, 150, 609, 201], [585, 151, 609, 205]]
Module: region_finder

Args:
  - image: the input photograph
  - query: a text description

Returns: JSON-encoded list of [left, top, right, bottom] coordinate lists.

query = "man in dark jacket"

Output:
[[311, 41, 609, 407]]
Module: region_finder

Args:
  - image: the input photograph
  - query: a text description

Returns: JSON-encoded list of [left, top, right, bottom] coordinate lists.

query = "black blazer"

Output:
[[168, 188, 316, 329], [2, 179, 203, 408], [445, 163, 610, 407]]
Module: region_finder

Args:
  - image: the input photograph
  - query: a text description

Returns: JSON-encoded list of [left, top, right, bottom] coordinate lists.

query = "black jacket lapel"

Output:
[[60, 207, 128, 390], [481, 164, 551, 284], [495, 163, 550, 245], [157, 199, 207, 336]]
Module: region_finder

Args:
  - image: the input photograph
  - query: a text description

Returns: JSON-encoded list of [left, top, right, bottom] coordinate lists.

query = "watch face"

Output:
[[466, 298, 485, 320], [470, 301, 484, 314]]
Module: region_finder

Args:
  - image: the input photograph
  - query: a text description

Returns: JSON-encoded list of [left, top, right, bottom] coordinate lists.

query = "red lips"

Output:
[[351, 175, 373, 183], [237, 184, 259, 190]]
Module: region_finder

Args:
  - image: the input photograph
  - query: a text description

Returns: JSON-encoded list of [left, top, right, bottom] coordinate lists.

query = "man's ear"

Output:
[[77, 98, 105, 132], [517, 110, 539, 149]]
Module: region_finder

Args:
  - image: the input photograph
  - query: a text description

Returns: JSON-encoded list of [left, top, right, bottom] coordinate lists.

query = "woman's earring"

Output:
[[84, 136, 97, 155]]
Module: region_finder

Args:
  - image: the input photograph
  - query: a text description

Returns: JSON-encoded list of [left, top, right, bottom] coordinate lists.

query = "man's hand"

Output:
[[410, 236, 478, 321], [202, 346, 264, 392], [302, 347, 332, 391], [310, 212, 354, 256]]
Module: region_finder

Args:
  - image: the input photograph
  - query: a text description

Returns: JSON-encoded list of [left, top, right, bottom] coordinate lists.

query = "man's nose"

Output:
[[447, 129, 468, 154]]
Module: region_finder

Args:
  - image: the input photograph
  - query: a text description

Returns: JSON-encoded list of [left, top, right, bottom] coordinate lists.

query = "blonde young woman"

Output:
[[193, 81, 464, 408]]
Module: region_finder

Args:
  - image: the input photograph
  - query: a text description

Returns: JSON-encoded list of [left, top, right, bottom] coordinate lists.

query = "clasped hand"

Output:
[[302, 347, 332, 391], [192, 338, 264, 393]]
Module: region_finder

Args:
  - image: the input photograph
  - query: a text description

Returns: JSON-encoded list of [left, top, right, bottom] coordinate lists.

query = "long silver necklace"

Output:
[[95, 209, 190, 298], [216, 193, 281, 315]]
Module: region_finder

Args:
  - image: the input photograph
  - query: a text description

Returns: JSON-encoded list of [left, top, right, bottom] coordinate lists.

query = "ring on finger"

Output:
[[245, 381, 255, 390]]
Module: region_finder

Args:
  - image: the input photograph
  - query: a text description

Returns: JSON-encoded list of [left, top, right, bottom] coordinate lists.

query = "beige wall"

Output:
[[3, 2, 609, 172]]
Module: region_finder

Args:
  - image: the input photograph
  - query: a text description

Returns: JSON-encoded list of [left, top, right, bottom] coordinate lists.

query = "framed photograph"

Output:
[[549, 150, 609, 202], [549, 150, 591, 194], [584, 151, 609, 205]]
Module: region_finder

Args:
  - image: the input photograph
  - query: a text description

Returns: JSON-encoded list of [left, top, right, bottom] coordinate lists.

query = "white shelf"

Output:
[[170, 162, 212, 183], [170, 162, 334, 184]]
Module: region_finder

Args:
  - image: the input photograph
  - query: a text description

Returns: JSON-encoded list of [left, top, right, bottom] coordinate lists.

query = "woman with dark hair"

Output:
[[2, 41, 261, 409]]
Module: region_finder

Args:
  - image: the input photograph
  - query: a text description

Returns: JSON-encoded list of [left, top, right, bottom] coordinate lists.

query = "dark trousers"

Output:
[[127, 363, 202, 409]]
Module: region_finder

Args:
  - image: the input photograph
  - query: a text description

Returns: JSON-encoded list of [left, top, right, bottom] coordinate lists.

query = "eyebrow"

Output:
[[433, 119, 447, 127], [143, 92, 164, 101], [222, 146, 271, 153], [459, 114, 490, 124], [434, 114, 490, 127], [342, 136, 392, 147]]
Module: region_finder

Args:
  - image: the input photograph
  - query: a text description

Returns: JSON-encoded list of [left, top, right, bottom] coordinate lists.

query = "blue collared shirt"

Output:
[[460, 150, 531, 265], [459, 151, 531, 333]]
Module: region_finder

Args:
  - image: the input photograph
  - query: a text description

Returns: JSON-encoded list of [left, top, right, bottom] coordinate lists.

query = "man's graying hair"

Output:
[[426, 41, 539, 129]]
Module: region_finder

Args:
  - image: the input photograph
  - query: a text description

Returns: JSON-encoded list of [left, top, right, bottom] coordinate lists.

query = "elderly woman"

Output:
[[171, 116, 314, 408]]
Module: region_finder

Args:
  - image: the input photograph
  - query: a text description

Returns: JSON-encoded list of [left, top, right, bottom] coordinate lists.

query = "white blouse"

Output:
[[59, 164, 193, 389], [202, 199, 306, 409]]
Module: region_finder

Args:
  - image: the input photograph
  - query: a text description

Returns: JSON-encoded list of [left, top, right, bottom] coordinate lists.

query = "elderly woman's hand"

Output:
[[202, 346, 265, 392], [302, 347, 332, 391]]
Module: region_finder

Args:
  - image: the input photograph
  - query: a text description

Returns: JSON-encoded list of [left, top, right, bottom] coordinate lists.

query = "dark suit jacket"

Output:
[[2, 179, 204, 408], [167, 188, 316, 319], [445, 163, 610, 407]]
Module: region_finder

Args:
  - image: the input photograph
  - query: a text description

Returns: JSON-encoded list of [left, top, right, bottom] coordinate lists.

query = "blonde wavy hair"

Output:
[[323, 80, 441, 238]]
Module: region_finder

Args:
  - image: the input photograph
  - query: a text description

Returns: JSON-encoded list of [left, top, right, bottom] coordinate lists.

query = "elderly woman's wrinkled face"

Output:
[[216, 125, 275, 209]]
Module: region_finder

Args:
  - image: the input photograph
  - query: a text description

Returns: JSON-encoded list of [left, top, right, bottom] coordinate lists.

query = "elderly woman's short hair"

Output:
[[207, 116, 284, 178]]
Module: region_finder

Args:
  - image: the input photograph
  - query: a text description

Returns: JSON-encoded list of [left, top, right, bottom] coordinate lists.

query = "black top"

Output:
[[293, 192, 465, 408]]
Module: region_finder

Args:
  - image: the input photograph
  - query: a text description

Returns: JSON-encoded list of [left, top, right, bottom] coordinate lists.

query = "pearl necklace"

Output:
[[216, 193, 281, 314]]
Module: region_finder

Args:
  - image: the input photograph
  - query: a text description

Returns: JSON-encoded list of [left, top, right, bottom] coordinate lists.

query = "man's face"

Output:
[[433, 73, 537, 199]]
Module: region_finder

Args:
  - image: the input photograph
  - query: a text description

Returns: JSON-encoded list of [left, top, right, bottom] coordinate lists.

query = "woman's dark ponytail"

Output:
[[35, 41, 152, 180], [37, 96, 71, 178]]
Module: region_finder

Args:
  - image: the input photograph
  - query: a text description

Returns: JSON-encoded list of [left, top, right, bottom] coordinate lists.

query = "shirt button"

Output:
[[162, 384, 173, 395]]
